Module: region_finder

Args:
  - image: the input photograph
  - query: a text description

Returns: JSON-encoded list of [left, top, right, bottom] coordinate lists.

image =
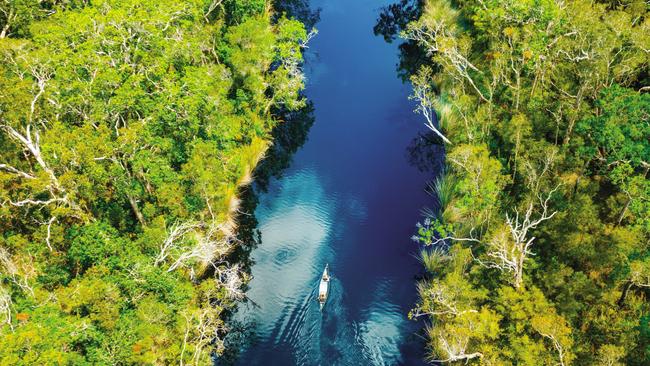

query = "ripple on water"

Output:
[[352, 279, 410, 366], [273, 246, 299, 266], [235, 169, 338, 361], [234, 169, 415, 366]]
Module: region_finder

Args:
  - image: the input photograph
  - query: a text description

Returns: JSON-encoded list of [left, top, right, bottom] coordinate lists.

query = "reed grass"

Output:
[[431, 173, 455, 213], [419, 247, 448, 274]]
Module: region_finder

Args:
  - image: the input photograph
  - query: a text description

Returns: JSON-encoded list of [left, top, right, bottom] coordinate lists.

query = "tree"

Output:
[[402, 0, 650, 363], [0, 0, 311, 363], [482, 187, 559, 289]]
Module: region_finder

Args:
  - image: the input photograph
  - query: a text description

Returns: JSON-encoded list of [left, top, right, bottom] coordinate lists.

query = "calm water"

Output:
[[231, 1, 435, 364]]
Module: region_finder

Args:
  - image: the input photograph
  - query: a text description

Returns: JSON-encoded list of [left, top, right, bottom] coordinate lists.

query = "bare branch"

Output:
[[0, 247, 33, 296], [0, 163, 35, 179], [301, 28, 318, 48], [538, 330, 567, 366], [45, 216, 56, 252], [411, 81, 452, 144], [203, 0, 223, 22], [215, 264, 245, 300], [430, 329, 483, 364], [28, 66, 50, 124], [413, 281, 478, 318], [405, 22, 490, 103], [481, 186, 559, 288], [9, 197, 66, 207], [155, 221, 203, 267], [630, 261, 650, 289], [1, 124, 63, 194], [0, 286, 11, 331]]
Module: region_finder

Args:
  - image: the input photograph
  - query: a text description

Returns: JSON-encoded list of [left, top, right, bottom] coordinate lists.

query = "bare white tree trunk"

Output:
[[411, 80, 452, 144], [0, 163, 35, 179], [0, 68, 82, 217], [2, 125, 60, 190], [0, 4, 16, 39], [215, 264, 245, 300], [203, 0, 223, 21], [412, 281, 478, 318], [482, 186, 559, 288], [0, 247, 33, 296], [538, 330, 567, 366], [405, 21, 490, 103], [431, 330, 483, 363], [0, 286, 11, 331], [154, 221, 203, 267], [126, 193, 146, 227]]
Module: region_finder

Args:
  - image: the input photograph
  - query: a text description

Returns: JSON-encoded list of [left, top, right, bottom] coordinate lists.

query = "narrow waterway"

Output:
[[231, 1, 435, 364]]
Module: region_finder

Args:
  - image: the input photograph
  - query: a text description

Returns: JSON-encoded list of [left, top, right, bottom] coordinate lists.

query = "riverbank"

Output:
[[404, 0, 650, 364], [0, 2, 311, 364]]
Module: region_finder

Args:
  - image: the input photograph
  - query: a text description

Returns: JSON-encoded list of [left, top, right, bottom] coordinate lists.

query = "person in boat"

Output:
[[322, 271, 330, 282]]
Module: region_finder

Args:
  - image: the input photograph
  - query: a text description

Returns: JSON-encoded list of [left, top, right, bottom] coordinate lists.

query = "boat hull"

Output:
[[318, 265, 329, 310]]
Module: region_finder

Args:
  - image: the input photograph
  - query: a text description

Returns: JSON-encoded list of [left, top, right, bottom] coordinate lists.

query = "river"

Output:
[[229, 0, 436, 364]]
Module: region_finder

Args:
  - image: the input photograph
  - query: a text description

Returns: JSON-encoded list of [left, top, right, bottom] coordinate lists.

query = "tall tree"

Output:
[[402, 0, 650, 364], [0, 0, 312, 363]]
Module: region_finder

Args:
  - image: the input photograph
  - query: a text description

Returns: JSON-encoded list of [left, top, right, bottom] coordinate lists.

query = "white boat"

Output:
[[318, 264, 330, 311]]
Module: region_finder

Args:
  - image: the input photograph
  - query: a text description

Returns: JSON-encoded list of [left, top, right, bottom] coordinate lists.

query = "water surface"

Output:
[[232, 1, 434, 364]]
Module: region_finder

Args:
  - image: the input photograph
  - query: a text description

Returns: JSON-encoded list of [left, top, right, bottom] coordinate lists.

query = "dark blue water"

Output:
[[232, 1, 433, 364]]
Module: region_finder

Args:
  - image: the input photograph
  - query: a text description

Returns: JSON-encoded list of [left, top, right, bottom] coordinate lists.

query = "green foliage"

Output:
[[431, 172, 455, 212], [405, 0, 650, 364], [224, 0, 267, 25], [0, 0, 309, 364], [67, 222, 128, 273], [0, 304, 93, 365], [576, 86, 650, 169]]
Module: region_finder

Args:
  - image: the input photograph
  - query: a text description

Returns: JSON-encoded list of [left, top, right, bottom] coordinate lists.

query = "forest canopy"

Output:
[[403, 0, 650, 364], [0, 0, 310, 364]]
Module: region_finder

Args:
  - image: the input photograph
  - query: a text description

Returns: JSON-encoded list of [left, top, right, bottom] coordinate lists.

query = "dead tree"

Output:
[[412, 281, 478, 318], [630, 260, 650, 289], [215, 264, 245, 300], [203, 0, 223, 21], [0, 163, 35, 179], [0, 286, 11, 331], [0, 0, 17, 39], [483, 186, 559, 288], [404, 20, 490, 103], [0, 246, 33, 296], [411, 79, 452, 144], [166, 223, 233, 275], [538, 329, 568, 366], [532, 313, 571, 366], [154, 221, 203, 267], [0, 68, 82, 218], [430, 325, 483, 363], [156, 221, 237, 282]]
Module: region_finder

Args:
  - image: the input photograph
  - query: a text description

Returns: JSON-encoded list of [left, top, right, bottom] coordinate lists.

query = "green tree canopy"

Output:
[[0, 0, 311, 363]]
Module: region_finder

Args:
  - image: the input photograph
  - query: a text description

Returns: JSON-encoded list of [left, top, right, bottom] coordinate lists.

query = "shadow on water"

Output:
[[374, 0, 428, 82], [274, 0, 321, 30], [219, 101, 317, 364], [231, 0, 323, 262], [407, 131, 445, 176], [374, 0, 445, 177], [376, 1, 449, 361], [216, 3, 322, 364]]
